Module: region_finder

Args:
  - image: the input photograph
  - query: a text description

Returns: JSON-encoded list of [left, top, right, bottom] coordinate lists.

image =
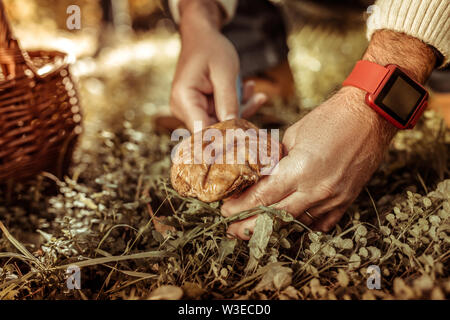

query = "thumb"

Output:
[[210, 67, 239, 122]]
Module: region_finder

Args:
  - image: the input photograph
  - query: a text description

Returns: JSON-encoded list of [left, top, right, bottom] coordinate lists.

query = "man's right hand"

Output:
[[170, 0, 266, 132]]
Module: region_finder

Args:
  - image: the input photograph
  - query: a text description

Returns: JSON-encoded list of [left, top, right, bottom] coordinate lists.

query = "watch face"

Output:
[[374, 68, 427, 126]]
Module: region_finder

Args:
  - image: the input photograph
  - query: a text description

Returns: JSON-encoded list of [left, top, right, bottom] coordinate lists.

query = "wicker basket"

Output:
[[0, 1, 82, 183]]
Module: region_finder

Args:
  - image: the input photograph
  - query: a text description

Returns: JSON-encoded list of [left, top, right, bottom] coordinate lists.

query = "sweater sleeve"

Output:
[[168, 0, 238, 25], [366, 0, 450, 67]]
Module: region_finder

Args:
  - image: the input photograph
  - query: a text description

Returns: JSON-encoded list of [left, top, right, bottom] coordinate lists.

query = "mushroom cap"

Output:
[[170, 119, 282, 202]]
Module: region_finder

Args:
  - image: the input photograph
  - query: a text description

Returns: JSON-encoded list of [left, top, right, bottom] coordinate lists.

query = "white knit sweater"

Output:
[[169, 0, 449, 67], [366, 0, 449, 67]]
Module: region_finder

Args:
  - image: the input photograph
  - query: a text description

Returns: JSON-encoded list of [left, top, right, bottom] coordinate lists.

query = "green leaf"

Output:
[[218, 238, 237, 263], [245, 214, 273, 273]]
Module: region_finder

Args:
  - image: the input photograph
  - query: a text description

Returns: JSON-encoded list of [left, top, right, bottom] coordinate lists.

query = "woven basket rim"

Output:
[[0, 49, 70, 83]]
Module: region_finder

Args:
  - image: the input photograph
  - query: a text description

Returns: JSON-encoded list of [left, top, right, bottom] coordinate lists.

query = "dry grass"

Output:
[[0, 6, 449, 299], [0, 55, 448, 299]]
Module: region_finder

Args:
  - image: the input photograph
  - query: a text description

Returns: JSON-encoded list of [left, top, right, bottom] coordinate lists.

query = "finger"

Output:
[[185, 107, 216, 133], [221, 156, 298, 217], [304, 197, 347, 219], [227, 215, 258, 240], [210, 67, 239, 122], [171, 87, 216, 132], [273, 191, 318, 226], [243, 80, 255, 102], [241, 93, 268, 118], [310, 207, 347, 233]]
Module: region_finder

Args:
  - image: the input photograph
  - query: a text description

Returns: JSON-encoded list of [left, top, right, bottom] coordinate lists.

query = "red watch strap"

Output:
[[343, 60, 390, 93]]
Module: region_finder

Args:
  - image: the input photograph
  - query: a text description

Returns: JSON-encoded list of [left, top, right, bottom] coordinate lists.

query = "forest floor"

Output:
[[0, 26, 449, 300]]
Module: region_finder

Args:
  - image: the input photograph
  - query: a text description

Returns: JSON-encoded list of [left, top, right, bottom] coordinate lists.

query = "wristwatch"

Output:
[[343, 60, 429, 129]]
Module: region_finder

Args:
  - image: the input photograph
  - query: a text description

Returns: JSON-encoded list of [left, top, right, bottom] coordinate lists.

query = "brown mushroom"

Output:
[[170, 119, 282, 202]]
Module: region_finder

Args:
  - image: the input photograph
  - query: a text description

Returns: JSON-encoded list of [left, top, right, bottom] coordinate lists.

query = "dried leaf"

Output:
[[349, 254, 361, 269], [337, 269, 349, 287], [147, 285, 183, 300], [255, 263, 292, 292], [182, 282, 205, 299]]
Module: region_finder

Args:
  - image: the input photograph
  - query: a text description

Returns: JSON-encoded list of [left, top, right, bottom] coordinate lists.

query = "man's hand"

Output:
[[222, 87, 396, 239], [221, 30, 437, 240], [170, 0, 266, 132]]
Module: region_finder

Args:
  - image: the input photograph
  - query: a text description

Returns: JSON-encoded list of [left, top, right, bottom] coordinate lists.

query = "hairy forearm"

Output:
[[341, 29, 438, 143], [363, 29, 437, 84], [179, 0, 225, 32]]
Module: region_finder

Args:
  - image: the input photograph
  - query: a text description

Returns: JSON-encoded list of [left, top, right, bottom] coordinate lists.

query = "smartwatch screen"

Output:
[[375, 69, 427, 125]]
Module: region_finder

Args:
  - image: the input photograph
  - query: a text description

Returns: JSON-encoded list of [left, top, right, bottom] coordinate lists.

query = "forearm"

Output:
[[179, 0, 225, 33], [363, 29, 437, 84], [341, 30, 437, 142]]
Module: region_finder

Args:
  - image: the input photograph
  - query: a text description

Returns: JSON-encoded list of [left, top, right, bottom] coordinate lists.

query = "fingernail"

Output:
[[255, 93, 267, 105], [224, 114, 236, 121], [245, 80, 255, 88]]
